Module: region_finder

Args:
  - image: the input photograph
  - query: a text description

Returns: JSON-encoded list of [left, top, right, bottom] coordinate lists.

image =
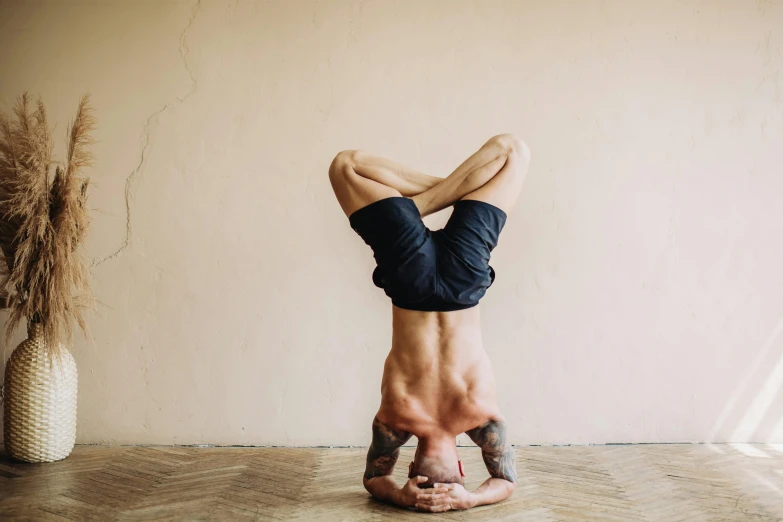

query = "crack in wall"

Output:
[[92, 0, 202, 267]]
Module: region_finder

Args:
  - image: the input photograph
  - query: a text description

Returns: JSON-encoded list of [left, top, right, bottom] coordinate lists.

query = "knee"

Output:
[[329, 149, 359, 182], [487, 134, 531, 163]]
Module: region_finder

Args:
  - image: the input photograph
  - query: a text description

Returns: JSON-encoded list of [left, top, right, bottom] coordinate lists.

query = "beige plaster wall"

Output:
[[1, 0, 782, 446]]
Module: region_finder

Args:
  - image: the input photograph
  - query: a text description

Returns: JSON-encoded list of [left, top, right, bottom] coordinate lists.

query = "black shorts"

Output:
[[348, 197, 507, 312]]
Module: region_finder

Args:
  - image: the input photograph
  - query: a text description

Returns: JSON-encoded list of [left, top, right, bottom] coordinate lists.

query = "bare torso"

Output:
[[376, 306, 501, 438]]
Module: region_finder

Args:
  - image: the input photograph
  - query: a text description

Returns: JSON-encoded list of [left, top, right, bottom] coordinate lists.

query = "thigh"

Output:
[[441, 199, 508, 268], [434, 200, 507, 306], [329, 151, 401, 217], [350, 197, 437, 302], [461, 150, 527, 214]]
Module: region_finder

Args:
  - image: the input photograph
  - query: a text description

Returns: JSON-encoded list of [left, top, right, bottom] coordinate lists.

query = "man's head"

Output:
[[407, 438, 465, 488]]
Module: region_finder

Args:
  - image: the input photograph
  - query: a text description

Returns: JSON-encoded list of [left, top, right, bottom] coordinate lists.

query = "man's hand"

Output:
[[413, 482, 475, 512], [389, 476, 428, 508]]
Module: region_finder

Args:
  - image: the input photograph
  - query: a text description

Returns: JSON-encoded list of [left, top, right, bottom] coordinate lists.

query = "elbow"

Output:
[[362, 475, 378, 496]]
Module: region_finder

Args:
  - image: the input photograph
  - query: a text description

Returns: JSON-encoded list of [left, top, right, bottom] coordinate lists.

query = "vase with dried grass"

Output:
[[0, 93, 94, 463]]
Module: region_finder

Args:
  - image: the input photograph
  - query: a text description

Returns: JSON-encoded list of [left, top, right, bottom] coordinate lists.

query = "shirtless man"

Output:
[[329, 134, 530, 512]]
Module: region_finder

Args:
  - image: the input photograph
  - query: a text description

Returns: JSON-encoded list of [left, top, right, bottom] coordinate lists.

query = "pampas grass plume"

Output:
[[0, 93, 95, 355]]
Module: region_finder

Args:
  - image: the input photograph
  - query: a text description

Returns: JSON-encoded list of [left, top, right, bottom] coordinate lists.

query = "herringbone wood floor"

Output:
[[1, 445, 782, 521]]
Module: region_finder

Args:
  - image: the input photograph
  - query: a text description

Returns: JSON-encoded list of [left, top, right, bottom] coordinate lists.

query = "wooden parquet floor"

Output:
[[1, 444, 782, 521]]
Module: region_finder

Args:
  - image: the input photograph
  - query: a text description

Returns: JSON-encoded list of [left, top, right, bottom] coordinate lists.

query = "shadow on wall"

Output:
[[709, 314, 783, 446], [704, 318, 783, 499]]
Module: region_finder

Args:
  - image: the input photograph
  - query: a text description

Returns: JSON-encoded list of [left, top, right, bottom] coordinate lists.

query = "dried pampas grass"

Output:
[[0, 93, 94, 355]]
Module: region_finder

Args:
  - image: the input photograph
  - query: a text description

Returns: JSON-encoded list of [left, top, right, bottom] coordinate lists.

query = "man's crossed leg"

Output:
[[329, 133, 530, 219]]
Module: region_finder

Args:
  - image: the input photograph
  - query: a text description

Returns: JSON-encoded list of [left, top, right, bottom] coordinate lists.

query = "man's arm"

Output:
[[399, 420, 517, 513], [362, 417, 413, 506], [465, 419, 517, 507]]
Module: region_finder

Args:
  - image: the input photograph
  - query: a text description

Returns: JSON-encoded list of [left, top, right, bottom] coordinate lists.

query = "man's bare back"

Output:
[[378, 307, 498, 438], [329, 134, 530, 512]]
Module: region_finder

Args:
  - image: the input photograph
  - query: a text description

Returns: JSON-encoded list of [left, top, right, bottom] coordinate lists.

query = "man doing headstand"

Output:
[[329, 134, 530, 512]]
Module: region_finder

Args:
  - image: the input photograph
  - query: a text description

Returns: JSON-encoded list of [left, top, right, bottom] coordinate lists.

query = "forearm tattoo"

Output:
[[364, 417, 412, 480], [466, 420, 517, 483]]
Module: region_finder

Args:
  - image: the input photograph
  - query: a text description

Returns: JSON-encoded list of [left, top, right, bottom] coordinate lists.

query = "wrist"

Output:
[[391, 487, 408, 507], [464, 490, 479, 509]]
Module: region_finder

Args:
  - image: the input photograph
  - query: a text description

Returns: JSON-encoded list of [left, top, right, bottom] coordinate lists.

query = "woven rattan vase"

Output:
[[3, 322, 77, 462]]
